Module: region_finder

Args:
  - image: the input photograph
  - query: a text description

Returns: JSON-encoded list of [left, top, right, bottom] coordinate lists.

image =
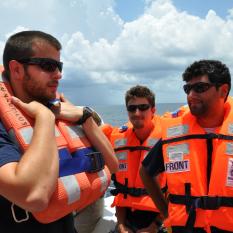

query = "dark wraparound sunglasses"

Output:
[[17, 57, 63, 72], [183, 82, 216, 95], [127, 104, 151, 112]]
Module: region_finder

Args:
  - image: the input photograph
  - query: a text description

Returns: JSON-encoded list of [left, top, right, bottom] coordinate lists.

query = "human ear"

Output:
[[219, 84, 229, 100], [8, 60, 25, 81]]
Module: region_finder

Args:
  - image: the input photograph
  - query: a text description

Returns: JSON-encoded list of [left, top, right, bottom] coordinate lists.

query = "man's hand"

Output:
[[11, 96, 54, 119]]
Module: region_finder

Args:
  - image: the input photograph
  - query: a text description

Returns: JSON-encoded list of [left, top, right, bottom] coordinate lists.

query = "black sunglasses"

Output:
[[127, 104, 151, 112], [17, 57, 63, 72], [183, 82, 216, 95]]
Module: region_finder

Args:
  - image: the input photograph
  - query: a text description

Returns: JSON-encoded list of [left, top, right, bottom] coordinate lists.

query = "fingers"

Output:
[[11, 96, 26, 109], [11, 96, 36, 117]]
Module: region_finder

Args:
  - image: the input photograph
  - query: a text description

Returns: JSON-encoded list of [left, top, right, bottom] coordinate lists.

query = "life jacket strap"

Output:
[[110, 174, 147, 197], [110, 174, 167, 197], [86, 151, 105, 173], [115, 145, 151, 152], [110, 185, 148, 197], [169, 193, 233, 233], [59, 149, 105, 177], [169, 193, 233, 209], [162, 133, 233, 145]]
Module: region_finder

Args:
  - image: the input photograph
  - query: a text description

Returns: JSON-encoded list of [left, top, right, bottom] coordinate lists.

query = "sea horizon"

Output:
[[92, 102, 185, 126]]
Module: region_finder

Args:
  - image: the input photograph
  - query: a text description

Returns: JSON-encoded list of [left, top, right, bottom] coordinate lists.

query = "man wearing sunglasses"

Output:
[[140, 60, 233, 233], [102, 85, 167, 233], [0, 30, 118, 233]]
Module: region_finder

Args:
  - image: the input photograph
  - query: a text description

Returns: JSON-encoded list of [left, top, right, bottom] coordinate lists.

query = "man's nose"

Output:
[[187, 88, 197, 97], [134, 108, 141, 115], [52, 69, 62, 80]]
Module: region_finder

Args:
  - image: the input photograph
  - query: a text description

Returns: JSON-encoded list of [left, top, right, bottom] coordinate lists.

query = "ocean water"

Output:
[[93, 103, 185, 126]]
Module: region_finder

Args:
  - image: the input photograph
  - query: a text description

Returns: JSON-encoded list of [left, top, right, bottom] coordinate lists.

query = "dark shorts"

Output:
[[121, 208, 159, 232]]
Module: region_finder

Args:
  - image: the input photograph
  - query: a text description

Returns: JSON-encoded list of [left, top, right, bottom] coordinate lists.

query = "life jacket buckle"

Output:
[[11, 203, 29, 223], [86, 151, 105, 173], [195, 196, 221, 210]]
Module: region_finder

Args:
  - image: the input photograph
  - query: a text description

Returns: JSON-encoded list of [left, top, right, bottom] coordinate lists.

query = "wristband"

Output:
[[76, 106, 93, 125]]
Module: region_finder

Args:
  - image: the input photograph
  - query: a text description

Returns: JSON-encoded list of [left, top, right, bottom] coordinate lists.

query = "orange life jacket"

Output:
[[104, 116, 166, 212], [161, 97, 233, 232], [162, 104, 189, 118], [0, 67, 110, 223]]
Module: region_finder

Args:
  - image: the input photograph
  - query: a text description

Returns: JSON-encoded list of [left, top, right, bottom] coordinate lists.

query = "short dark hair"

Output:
[[3, 30, 62, 78], [125, 85, 155, 107], [182, 60, 231, 98]]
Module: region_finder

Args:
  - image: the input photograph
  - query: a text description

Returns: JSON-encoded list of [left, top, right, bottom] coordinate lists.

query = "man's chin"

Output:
[[48, 93, 57, 100], [190, 107, 205, 116], [133, 123, 144, 129]]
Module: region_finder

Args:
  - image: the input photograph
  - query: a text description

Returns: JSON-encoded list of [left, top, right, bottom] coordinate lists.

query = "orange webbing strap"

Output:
[[57, 121, 92, 152], [0, 75, 32, 150]]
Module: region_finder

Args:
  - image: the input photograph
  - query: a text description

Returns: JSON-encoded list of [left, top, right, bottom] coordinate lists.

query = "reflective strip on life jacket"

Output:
[[98, 169, 109, 193], [60, 175, 81, 204]]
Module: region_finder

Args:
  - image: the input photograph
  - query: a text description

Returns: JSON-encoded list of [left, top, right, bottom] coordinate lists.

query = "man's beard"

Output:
[[23, 72, 56, 104], [131, 117, 144, 129], [188, 101, 208, 117]]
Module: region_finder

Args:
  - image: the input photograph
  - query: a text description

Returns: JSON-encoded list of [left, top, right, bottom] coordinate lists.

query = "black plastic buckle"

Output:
[[195, 196, 221, 210], [110, 188, 118, 196], [86, 152, 105, 173]]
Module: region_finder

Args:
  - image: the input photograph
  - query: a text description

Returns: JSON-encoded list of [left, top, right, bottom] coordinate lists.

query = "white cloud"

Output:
[[0, 0, 28, 9], [62, 0, 233, 103], [53, 0, 123, 42]]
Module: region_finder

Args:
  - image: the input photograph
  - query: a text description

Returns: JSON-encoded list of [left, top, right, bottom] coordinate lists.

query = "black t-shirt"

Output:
[[0, 121, 76, 233], [141, 139, 165, 177]]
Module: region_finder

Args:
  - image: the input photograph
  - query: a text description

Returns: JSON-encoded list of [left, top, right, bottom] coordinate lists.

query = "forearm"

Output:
[[140, 167, 168, 219], [19, 113, 58, 198], [2, 113, 58, 211], [82, 117, 118, 173], [54, 101, 118, 173]]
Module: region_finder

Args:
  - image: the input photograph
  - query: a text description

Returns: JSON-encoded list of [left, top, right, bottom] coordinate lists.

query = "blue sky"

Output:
[[172, 0, 233, 18], [0, 0, 233, 106], [116, 0, 232, 20]]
